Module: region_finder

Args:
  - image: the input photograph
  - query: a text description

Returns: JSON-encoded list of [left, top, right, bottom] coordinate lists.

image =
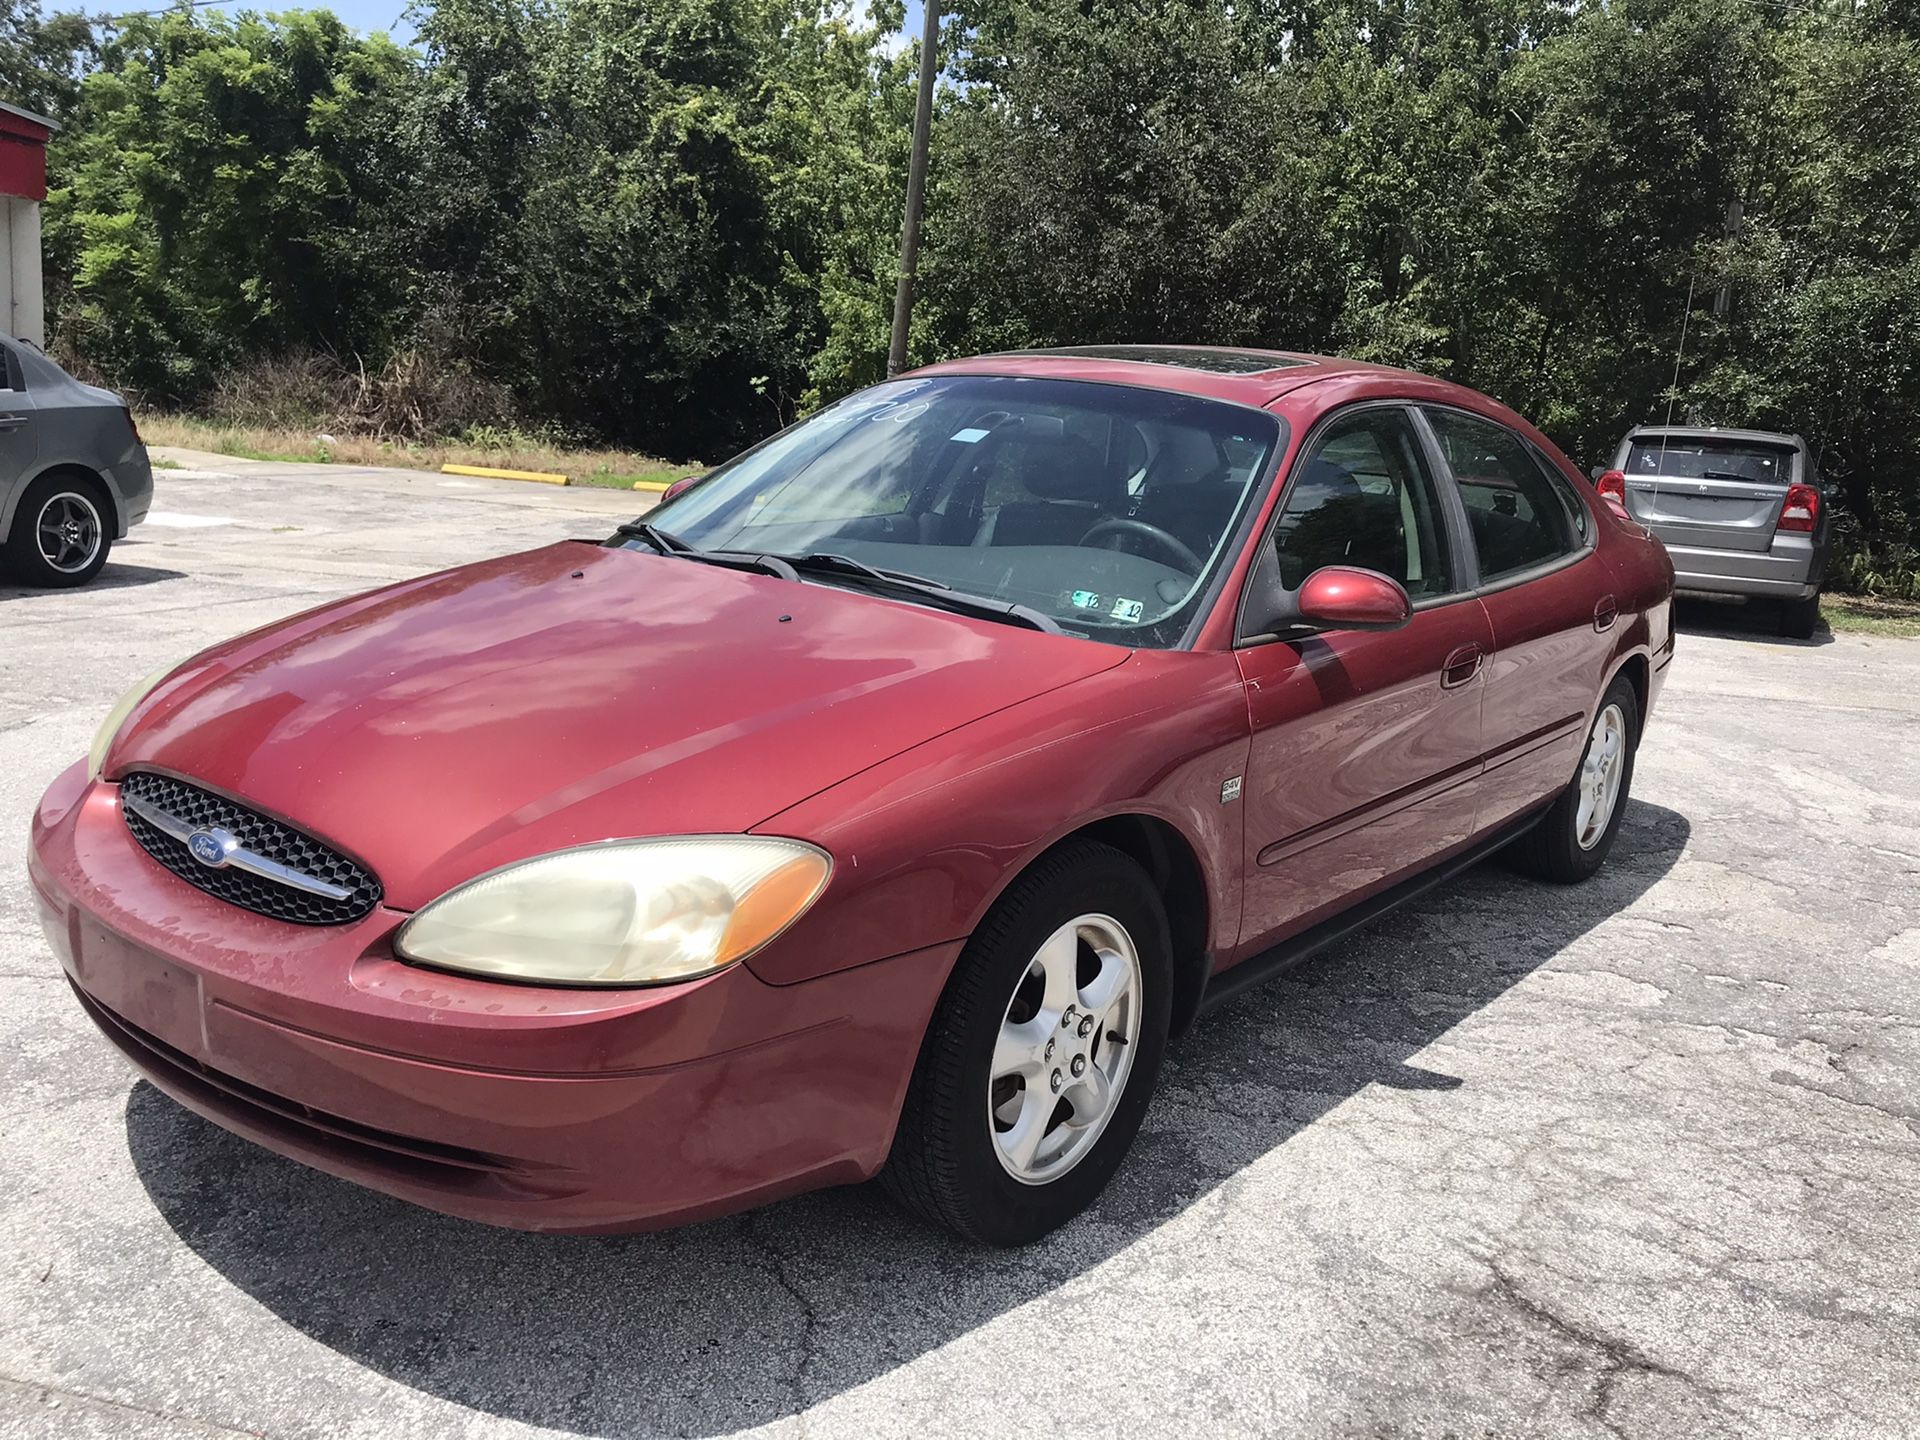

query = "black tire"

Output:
[[1505, 673, 1640, 884], [1778, 592, 1821, 639], [3, 472, 113, 588], [881, 841, 1173, 1246]]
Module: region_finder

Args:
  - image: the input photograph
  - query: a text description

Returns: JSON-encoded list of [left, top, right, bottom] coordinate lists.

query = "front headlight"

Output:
[[89, 661, 184, 778], [393, 837, 833, 987]]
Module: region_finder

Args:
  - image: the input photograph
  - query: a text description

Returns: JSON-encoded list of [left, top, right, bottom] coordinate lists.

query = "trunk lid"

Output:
[[1619, 436, 1797, 554]]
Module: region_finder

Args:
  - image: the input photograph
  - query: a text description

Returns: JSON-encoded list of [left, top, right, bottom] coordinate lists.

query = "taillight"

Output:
[[1596, 470, 1627, 501], [661, 474, 702, 502], [1778, 483, 1820, 533]]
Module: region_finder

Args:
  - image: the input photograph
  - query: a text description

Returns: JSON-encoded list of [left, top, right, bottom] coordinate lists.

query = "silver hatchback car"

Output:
[[0, 334, 153, 588], [1597, 426, 1829, 638]]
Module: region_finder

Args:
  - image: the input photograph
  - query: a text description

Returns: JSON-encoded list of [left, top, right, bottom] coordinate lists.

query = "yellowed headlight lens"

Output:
[[88, 662, 181, 779], [394, 838, 832, 987]]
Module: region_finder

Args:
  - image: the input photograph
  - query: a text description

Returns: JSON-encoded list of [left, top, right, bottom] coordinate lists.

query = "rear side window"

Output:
[[1626, 437, 1793, 485], [1425, 409, 1578, 583]]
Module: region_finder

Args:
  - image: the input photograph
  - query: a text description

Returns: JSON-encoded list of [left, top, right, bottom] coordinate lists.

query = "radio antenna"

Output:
[[1658, 273, 1698, 473]]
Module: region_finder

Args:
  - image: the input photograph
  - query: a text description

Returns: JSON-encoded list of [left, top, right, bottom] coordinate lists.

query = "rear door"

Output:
[[1620, 434, 1796, 554], [1423, 406, 1614, 835], [0, 343, 39, 522]]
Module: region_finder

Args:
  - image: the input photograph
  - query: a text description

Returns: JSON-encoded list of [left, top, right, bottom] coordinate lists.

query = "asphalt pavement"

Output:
[[2, 452, 1916, 1438]]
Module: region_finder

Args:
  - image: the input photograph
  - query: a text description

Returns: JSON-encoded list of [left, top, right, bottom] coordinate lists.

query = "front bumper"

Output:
[[29, 762, 956, 1233], [1665, 534, 1822, 601]]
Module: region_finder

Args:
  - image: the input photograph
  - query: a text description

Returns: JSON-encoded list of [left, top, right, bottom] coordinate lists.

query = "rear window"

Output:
[[1626, 438, 1794, 485]]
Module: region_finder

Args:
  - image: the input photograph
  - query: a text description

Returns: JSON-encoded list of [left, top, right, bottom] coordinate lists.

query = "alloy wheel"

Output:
[[988, 912, 1142, 1184], [1575, 702, 1627, 850], [35, 492, 104, 575]]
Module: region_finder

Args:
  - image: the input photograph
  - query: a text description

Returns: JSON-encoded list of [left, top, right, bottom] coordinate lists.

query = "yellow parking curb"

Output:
[[631, 479, 672, 492], [441, 463, 569, 486]]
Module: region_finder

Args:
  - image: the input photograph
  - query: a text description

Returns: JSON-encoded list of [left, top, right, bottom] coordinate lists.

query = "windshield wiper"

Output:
[[613, 522, 798, 580], [766, 551, 951, 590], [1699, 470, 1760, 483], [762, 551, 1060, 634]]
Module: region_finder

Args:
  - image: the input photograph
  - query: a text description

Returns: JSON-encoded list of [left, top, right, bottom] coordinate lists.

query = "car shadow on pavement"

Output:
[[0, 562, 187, 600], [124, 800, 1690, 1439], [1673, 595, 1834, 647]]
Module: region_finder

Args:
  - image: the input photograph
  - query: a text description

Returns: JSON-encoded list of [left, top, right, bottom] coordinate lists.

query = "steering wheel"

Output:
[[1079, 517, 1205, 574]]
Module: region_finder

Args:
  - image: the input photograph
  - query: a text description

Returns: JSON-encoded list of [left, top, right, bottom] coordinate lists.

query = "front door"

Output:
[[1236, 405, 1492, 953]]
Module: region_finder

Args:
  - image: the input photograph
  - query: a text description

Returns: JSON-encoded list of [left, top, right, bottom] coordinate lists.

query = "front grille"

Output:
[[119, 771, 382, 925]]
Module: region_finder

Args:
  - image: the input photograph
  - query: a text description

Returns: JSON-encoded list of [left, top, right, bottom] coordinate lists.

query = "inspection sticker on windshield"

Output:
[[949, 427, 990, 444], [1110, 597, 1145, 622], [1069, 589, 1103, 610]]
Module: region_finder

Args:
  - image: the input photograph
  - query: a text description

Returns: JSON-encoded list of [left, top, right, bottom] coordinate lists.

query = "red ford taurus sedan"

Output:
[[31, 346, 1674, 1245]]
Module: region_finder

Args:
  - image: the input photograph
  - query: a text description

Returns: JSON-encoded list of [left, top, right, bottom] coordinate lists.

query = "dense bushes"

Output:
[[10, 0, 1919, 581]]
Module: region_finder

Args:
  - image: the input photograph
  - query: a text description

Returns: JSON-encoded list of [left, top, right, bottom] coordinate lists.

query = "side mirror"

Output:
[[1589, 464, 1605, 482], [1243, 556, 1413, 640], [1296, 566, 1413, 632], [661, 472, 705, 503]]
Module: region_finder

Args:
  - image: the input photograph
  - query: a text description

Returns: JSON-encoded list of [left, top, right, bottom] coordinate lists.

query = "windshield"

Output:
[[625, 375, 1283, 647], [1626, 437, 1795, 485]]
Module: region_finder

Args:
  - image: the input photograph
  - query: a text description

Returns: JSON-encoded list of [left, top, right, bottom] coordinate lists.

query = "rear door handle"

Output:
[[1593, 595, 1619, 632], [1441, 644, 1483, 689], [0, 414, 27, 431]]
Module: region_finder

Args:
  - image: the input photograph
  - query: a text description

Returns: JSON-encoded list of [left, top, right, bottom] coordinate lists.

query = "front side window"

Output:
[[641, 375, 1282, 648], [1271, 408, 1453, 599], [1425, 408, 1579, 582]]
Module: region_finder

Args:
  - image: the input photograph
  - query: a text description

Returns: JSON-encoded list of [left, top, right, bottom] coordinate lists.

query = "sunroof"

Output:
[[1014, 345, 1311, 375]]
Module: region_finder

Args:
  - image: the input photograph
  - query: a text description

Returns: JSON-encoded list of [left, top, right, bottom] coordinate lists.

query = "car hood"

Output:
[[108, 541, 1129, 908]]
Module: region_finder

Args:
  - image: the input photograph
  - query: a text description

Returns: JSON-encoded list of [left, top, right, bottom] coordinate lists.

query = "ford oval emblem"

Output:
[[186, 828, 233, 868]]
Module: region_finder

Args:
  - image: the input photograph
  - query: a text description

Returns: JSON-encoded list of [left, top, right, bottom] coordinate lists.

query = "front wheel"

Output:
[[1505, 674, 1639, 884], [882, 842, 1172, 1246]]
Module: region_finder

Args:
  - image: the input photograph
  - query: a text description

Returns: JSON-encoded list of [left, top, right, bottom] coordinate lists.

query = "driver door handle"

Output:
[[1441, 644, 1483, 689], [0, 414, 27, 431]]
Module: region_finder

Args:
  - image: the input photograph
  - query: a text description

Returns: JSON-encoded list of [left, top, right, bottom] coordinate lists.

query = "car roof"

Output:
[[1625, 424, 1804, 448], [907, 345, 1445, 409]]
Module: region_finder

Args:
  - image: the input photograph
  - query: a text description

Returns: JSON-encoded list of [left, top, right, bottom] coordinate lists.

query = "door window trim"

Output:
[[1233, 400, 1478, 648], [1415, 402, 1595, 599]]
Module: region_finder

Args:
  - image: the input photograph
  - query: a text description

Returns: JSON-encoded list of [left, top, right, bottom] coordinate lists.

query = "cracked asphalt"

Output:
[[2, 452, 1917, 1438]]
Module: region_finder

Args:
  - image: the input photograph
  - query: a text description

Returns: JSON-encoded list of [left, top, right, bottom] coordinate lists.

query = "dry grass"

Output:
[[138, 413, 694, 491]]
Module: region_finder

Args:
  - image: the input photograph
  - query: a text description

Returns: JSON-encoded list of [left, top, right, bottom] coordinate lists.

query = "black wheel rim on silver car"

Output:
[[36, 491, 103, 574], [988, 913, 1143, 1184], [1575, 702, 1628, 850]]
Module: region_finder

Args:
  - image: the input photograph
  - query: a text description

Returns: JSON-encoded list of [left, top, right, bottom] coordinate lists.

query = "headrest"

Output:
[[1287, 457, 1363, 508], [1010, 432, 1113, 503]]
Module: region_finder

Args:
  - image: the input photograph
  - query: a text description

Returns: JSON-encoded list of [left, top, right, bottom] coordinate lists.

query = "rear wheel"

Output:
[[882, 842, 1172, 1245], [3, 473, 112, 588], [1778, 592, 1821, 639], [1506, 674, 1639, 884]]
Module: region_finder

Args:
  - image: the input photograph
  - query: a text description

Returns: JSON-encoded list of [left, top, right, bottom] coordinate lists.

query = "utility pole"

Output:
[[887, 0, 942, 377]]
